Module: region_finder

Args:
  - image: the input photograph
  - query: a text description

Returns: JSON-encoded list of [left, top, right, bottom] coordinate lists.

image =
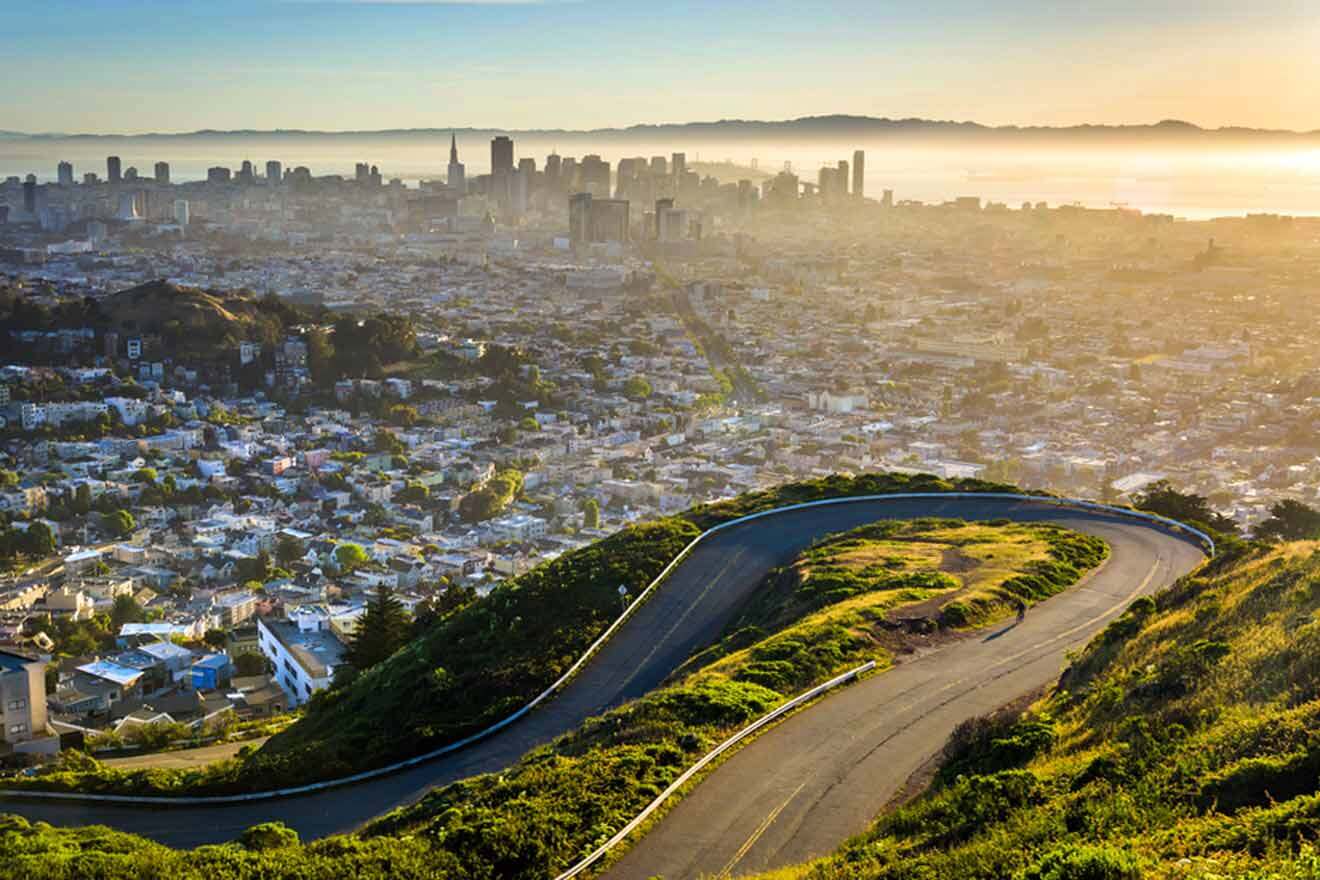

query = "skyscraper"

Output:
[[837, 159, 849, 198], [490, 136, 514, 175], [447, 133, 466, 192], [852, 150, 865, 200], [544, 153, 562, 189], [57, 161, 73, 187], [155, 161, 170, 184], [671, 152, 686, 180], [580, 154, 611, 198], [355, 162, 370, 183], [266, 160, 282, 185], [107, 156, 122, 183]]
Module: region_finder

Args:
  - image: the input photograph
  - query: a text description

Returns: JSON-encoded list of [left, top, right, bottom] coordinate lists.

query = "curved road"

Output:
[[0, 497, 1203, 852], [605, 503, 1203, 880]]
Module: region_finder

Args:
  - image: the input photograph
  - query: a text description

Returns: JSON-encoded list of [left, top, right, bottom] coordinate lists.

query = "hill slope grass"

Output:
[[5, 471, 1021, 798], [0, 517, 1105, 880], [747, 540, 1320, 880]]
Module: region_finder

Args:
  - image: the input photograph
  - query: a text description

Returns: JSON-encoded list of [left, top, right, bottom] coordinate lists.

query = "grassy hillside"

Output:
[[744, 539, 1320, 880], [5, 472, 1022, 798], [0, 518, 1106, 880]]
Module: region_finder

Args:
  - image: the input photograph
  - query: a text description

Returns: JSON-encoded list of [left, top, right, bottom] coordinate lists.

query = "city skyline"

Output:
[[4, 0, 1320, 134]]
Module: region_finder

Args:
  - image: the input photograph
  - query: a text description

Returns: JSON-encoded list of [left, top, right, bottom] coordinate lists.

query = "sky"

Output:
[[3, 0, 1319, 134]]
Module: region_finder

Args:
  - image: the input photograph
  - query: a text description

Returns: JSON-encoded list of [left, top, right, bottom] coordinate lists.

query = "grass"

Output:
[[738, 539, 1320, 880], [0, 517, 1107, 880]]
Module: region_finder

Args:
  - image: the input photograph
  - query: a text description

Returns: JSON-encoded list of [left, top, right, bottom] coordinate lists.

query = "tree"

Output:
[[582, 497, 601, 529], [133, 467, 158, 484], [389, 404, 419, 427], [23, 522, 56, 558], [1133, 480, 1238, 535], [234, 652, 267, 676], [334, 542, 369, 573], [111, 594, 146, 630], [396, 481, 429, 504], [346, 585, 409, 670], [101, 509, 136, 538], [275, 534, 305, 566], [0, 470, 17, 488], [203, 629, 228, 650], [1255, 499, 1320, 542], [624, 375, 653, 400]]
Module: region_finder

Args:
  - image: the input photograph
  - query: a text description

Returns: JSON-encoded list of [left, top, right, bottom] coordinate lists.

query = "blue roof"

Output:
[[193, 654, 229, 670]]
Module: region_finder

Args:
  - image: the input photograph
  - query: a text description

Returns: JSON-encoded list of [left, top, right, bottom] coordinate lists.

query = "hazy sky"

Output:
[[4, 0, 1319, 134]]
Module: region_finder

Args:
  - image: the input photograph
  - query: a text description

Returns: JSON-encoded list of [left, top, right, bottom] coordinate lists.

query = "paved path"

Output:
[[100, 738, 271, 771], [0, 497, 1202, 850], [605, 512, 1202, 880]]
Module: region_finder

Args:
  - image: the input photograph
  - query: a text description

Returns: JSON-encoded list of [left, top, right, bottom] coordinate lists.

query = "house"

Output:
[[0, 650, 57, 755], [228, 674, 287, 719], [256, 616, 345, 707], [190, 654, 231, 691]]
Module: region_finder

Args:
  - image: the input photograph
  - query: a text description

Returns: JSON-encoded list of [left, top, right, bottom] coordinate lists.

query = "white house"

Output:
[[256, 616, 345, 707]]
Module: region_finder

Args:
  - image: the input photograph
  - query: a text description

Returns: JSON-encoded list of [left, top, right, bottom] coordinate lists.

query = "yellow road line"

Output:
[[718, 780, 808, 879]]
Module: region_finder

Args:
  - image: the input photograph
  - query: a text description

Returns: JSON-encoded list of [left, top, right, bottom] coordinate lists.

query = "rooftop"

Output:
[[261, 618, 345, 679]]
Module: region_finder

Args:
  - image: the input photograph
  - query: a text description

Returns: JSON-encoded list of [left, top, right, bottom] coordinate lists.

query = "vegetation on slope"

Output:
[[0, 518, 1107, 880], [747, 539, 1320, 880]]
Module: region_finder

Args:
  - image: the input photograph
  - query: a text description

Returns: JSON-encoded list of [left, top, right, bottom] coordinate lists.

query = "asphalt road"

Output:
[[0, 497, 1203, 852], [605, 505, 1204, 880]]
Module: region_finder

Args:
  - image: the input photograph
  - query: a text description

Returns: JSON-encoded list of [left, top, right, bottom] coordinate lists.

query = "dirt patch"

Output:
[[940, 546, 980, 575]]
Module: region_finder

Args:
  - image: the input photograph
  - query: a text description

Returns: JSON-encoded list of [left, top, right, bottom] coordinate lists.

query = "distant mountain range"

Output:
[[2, 116, 1318, 143]]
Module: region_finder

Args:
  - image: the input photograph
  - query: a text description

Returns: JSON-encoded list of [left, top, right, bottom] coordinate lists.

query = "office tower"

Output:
[[22, 180, 36, 214], [124, 166, 138, 181], [837, 160, 849, 198], [490, 136, 514, 175], [560, 157, 578, 190], [518, 157, 536, 178], [369, 165, 382, 187], [174, 200, 190, 226], [57, 161, 73, 187], [544, 153, 562, 189], [266, 160, 282, 185], [671, 152, 686, 179], [852, 150, 864, 200], [355, 162, 370, 183], [580, 154, 610, 198], [83, 172, 98, 185], [237, 160, 254, 184], [654, 198, 677, 240], [591, 199, 630, 242], [882, 188, 894, 209], [510, 168, 529, 217], [569, 192, 593, 244], [155, 161, 170, 184], [650, 156, 667, 177], [447, 133, 466, 192], [107, 156, 122, 183], [818, 166, 837, 201], [207, 166, 231, 184], [115, 191, 140, 220]]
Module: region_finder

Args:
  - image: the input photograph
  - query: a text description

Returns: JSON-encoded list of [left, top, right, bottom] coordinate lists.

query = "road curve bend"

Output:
[[1, 497, 1203, 849], [604, 502, 1203, 880]]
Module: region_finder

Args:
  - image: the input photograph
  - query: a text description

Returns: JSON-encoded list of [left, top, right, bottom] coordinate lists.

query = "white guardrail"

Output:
[[0, 491, 1211, 806], [553, 660, 879, 880]]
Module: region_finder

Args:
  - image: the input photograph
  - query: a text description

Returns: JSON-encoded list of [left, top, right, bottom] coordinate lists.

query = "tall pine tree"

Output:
[[346, 585, 409, 670]]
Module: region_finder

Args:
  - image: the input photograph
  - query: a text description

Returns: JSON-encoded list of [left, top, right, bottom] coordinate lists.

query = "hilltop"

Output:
[[745, 539, 1320, 880]]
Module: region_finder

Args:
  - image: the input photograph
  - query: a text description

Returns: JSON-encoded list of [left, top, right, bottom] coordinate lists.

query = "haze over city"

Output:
[[1, 4, 1320, 880]]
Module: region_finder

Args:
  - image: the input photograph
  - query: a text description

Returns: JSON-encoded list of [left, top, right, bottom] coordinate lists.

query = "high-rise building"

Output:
[[882, 189, 894, 209], [57, 161, 73, 187], [569, 192, 593, 244], [852, 150, 865, 200], [490, 136, 514, 175], [107, 156, 122, 183], [837, 160, 849, 198], [155, 161, 170, 184], [671, 152, 686, 180], [650, 156, 667, 177], [266, 160, 282, 185], [124, 166, 138, 181], [447, 134, 466, 192], [355, 162, 370, 183], [591, 199, 630, 242], [174, 200, 190, 226], [83, 172, 98, 185], [238, 160, 255, 184], [544, 153, 562, 189], [580, 154, 611, 198], [22, 180, 36, 215], [207, 166, 231, 184]]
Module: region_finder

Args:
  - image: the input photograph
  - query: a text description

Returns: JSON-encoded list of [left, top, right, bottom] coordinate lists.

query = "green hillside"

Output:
[[0, 516, 1103, 880], [750, 539, 1320, 880]]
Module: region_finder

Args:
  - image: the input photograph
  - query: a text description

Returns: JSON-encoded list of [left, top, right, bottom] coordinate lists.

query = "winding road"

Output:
[[0, 496, 1204, 859]]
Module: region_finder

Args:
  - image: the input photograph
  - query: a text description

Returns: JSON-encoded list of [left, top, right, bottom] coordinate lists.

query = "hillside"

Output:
[[97, 280, 307, 356], [747, 539, 1320, 880], [0, 516, 1107, 879]]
